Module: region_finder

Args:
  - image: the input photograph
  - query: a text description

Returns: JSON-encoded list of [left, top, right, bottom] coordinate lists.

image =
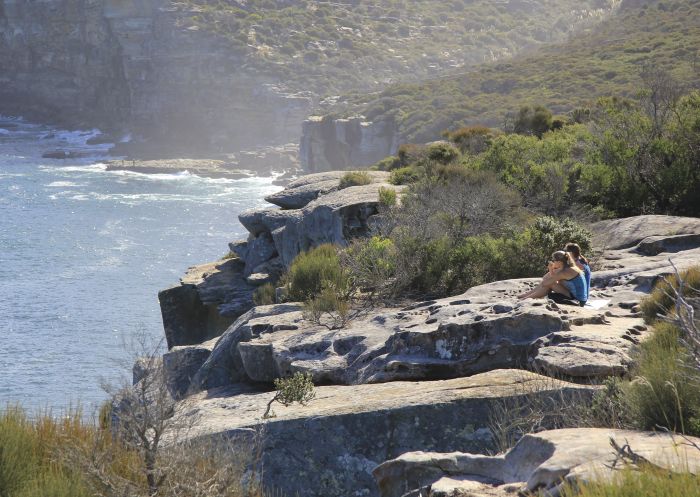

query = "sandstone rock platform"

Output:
[[374, 428, 700, 497]]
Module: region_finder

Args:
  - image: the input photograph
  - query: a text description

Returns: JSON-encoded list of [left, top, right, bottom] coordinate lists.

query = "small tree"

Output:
[[263, 372, 316, 419]]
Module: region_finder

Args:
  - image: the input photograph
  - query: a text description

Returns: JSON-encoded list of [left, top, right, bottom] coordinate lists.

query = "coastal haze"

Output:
[[0, 117, 280, 411]]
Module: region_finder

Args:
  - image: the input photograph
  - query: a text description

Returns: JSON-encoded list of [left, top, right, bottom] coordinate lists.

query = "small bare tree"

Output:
[[63, 336, 264, 497]]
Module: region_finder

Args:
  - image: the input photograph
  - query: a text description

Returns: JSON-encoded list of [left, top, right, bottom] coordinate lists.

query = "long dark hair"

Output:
[[565, 242, 589, 265]]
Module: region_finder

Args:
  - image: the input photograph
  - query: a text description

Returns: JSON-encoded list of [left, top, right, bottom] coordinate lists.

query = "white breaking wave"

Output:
[[46, 181, 80, 188]]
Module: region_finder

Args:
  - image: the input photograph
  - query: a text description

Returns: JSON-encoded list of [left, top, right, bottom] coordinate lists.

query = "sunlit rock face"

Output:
[[0, 0, 311, 155]]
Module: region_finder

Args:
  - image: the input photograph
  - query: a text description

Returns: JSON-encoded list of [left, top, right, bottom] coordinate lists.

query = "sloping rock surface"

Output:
[[374, 428, 700, 497], [180, 370, 592, 497]]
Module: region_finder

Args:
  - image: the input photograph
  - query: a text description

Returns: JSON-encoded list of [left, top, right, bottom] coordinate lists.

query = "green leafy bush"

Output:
[[371, 155, 401, 171], [512, 104, 553, 137], [286, 244, 350, 302], [443, 125, 499, 154], [342, 236, 397, 300], [518, 216, 593, 275], [389, 166, 420, 185], [264, 372, 316, 418], [339, 171, 372, 189], [425, 141, 460, 164], [378, 187, 397, 207]]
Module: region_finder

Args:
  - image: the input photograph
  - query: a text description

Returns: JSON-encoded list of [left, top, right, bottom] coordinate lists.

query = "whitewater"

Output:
[[0, 116, 281, 413]]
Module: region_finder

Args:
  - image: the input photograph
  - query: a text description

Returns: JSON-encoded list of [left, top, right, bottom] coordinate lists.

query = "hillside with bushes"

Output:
[[347, 0, 700, 143], [179, 0, 615, 95]]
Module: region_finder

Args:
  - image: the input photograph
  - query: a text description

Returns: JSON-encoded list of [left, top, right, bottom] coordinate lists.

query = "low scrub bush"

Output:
[[389, 166, 420, 185], [371, 155, 401, 171], [640, 266, 700, 323], [264, 372, 315, 419], [342, 236, 397, 300], [562, 467, 700, 497], [286, 244, 349, 302], [425, 141, 460, 164], [339, 171, 372, 189], [518, 216, 593, 275], [623, 321, 700, 436], [253, 283, 276, 306], [378, 186, 397, 207]]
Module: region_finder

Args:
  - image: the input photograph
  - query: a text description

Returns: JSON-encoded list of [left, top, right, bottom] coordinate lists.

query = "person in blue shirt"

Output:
[[517, 250, 588, 304], [565, 242, 591, 301]]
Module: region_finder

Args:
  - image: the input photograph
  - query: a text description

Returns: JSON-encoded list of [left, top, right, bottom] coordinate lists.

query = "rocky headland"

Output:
[[151, 173, 700, 496]]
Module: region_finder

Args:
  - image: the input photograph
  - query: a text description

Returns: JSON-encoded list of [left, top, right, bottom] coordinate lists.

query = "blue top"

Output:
[[562, 271, 588, 303], [581, 262, 591, 300]]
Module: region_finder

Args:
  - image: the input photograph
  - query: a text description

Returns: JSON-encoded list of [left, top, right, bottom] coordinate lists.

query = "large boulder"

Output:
[[374, 428, 700, 497], [182, 370, 593, 497], [591, 215, 700, 250], [159, 258, 255, 349]]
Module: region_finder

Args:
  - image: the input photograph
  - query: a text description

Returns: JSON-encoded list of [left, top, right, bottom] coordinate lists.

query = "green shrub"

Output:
[[264, 372, 316, 418], [378, 187, 397, 207], [372, 155, 401, 171], [342, 236, 397, 299], [513, 104, 553, 137], [286, 244, 349, 302], [0, 409, 91, 497], [640, 266, 700, 323], [443, 125, 498, 154], [623, 321, 700, 436], [303, 285, 351, 329], [253, 283, 277, 305], [389, 166, 420, 185], [517, 216, 593, 275], [425, 141, 460, 164], [339, 171, 372, 189]]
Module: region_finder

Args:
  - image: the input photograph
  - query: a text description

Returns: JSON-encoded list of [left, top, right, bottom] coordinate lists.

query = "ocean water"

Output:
[[0, 116, 281, 413]]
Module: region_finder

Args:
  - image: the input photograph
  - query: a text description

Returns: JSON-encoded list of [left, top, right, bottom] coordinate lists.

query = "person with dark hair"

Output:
[[517, 250, 588, 304], [565, 242, 591, 301]]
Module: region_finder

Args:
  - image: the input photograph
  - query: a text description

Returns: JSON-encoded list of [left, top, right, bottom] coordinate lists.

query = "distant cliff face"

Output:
[[299, 116, 399, 173], [0, 0, 311, 156]]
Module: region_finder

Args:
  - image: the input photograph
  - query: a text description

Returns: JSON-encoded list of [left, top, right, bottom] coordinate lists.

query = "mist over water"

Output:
[[0, 117, 281, 413]]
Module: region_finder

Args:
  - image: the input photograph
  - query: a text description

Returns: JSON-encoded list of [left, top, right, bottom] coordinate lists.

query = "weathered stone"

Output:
[[299, 116, 399, 172], [238, 208, 300, 236], [160, 258, 254, 349], [591, 215, 700, 250], [182, 370, 593, 497], [243, 232, 277, 276], [105, 159, 254, 179], [374, 428, 700, 497], [189, 304, 304, 392], [264, 170, 390, 209], [273, 181, 397, 265], [636, 233, 700, 256], [162, 342, 215, 398]]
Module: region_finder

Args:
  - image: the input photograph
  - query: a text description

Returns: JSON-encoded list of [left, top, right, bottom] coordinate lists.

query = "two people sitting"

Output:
[[517, 243, 591, 305]]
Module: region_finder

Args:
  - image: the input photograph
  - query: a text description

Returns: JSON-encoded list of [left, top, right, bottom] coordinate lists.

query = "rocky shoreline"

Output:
[[153, 174, 700, 496]]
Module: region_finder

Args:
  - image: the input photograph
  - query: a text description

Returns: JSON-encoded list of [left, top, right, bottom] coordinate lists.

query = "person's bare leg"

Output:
[[550, 282, 571, 298]]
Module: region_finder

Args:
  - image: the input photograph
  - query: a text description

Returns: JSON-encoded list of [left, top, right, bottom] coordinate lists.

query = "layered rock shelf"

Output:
[[156, 174, 700, 496]]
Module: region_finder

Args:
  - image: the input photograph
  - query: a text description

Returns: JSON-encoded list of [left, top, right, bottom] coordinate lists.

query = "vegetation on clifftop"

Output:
[[351, 0, 700, 143], [175, 0, 615, 96]]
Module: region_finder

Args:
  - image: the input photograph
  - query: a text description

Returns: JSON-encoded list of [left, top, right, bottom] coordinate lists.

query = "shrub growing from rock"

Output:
[[623, 321, 700, 436], [640, 266, 700, 323], [253, 283, 276, 306], [264, 372, 315, 419], [339, 171, 372, 189], [378, 186, 397, 207], [286, 244, 349, 302]]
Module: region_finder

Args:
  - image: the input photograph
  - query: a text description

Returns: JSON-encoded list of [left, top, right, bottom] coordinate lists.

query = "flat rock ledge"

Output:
[[105, 158, 256, 180], [180, 370, 593, 497], [374, 428, 700, 497]]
